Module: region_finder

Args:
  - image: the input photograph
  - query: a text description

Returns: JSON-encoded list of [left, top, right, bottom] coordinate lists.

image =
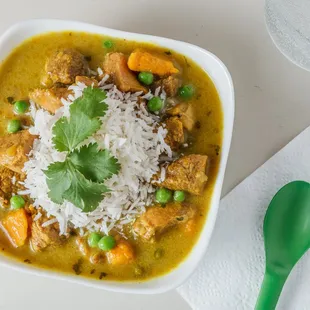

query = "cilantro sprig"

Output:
[[44, 87, 120, 212], [69, 143, 121, 182], [45, 156, 110, 212], [53, 87, 107, 152]]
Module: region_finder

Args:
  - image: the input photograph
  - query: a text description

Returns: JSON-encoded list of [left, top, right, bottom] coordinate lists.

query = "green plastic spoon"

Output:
[[256, 181, 310, 310]]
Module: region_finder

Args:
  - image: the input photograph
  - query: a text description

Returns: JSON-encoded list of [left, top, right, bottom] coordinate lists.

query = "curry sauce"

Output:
[[0, 31, 223, 281]]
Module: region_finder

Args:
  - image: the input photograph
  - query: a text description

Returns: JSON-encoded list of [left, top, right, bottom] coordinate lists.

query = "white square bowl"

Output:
[[0, 19, 234, 294]]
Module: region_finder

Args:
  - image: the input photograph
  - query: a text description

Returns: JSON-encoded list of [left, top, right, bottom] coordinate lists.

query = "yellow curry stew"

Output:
[[0, 32, 223, 281]]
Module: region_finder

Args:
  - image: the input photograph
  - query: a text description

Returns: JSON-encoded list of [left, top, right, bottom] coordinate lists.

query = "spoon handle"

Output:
[[255, 270, 288, 310]]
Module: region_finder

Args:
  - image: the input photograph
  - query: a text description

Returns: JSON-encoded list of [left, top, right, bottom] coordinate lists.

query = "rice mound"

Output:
[[19, 75, 171, 235]]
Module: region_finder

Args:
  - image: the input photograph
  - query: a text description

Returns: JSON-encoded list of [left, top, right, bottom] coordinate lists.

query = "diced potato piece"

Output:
[[1, 209, 29, 247], [106, 238, 135, 265], [128, 49, 179, 76]]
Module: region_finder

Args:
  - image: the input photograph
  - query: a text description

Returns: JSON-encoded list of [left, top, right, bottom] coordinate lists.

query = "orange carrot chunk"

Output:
[[106, 238, 135, 265], [1, 209, 29, 247], [128, 49, 179, 77]]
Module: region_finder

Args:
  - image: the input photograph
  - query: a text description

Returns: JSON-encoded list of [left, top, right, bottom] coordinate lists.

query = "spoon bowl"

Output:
[[256, 181, 310, 309]]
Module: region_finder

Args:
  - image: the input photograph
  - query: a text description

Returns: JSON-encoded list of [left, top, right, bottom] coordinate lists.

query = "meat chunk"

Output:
[[29, 212, 66, 252], [167, 102, 195, 131], [106, 237, 135, 265], [0, 167, 23, 207], [29, 87, 71, 114], [164, 117, 184, 151], [76, 236, 90, 257], [45, 48, 89, 84], [75, 76, 98, 87], [128, 49, 179, 76], [0, 130, 37, 174], [156, 154, 208, 195], [184, 219, 197, 235], [103, 52, 147, 93], [133, 202, 196, 241], [137, 96, 146, 105], [76, 237, 105, 265], [154, 76, 181, 97]]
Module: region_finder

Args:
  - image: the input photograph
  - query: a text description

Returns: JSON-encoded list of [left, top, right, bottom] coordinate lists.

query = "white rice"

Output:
[[33, 212, 42, 221], [41, 217, 58, 228], [21, 75, 171, 235]]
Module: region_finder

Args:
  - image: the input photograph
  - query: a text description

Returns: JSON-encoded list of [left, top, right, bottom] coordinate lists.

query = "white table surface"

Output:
[[0, 0, 309, 309]]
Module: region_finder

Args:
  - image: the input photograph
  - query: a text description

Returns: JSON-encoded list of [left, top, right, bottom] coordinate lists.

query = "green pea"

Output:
[[98, 235, 116, 251], [7, 119, 21, 133], [88, 232, 102, 248], [178, 85, 195, 100], [147, 97, 164, 112], [14, 100, 29, 115], [173, 190, 186, 202], [10, 195, 25, 209], [138, 72, 154, 85], [155, 188, 172, 204], [103, 40, 114, 49]]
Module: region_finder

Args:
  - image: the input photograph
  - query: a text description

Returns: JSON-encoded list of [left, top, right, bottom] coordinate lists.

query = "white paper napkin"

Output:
[[177, 126, 310, 310]]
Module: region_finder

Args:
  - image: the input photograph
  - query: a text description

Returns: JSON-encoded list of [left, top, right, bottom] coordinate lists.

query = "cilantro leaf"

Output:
[[45, 160, 109, 212], [44, 161, 72, 204], [68, 143, 121, 182], [74, 87, 107, 118], [63, 161, 109, 212], [45, 87, 116, 212], [53, 113, 101, 152], [52, 87, 107, 152]]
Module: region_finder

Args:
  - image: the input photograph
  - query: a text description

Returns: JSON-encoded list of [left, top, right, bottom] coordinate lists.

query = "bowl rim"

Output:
[[0, 19, 235, 294]]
